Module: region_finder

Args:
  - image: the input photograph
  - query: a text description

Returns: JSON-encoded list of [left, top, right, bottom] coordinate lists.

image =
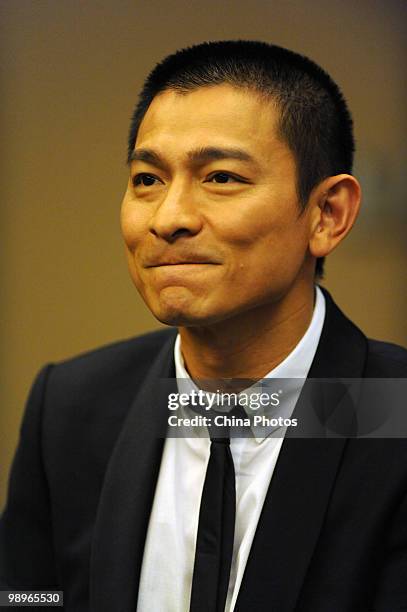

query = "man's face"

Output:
[[121, 84, 316, 327]]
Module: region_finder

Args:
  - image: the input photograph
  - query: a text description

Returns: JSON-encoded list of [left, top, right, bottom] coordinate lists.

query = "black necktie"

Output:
[[189, 414, 236, 612]]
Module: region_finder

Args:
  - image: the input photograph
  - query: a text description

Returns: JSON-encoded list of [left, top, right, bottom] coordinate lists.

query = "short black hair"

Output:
[[127, 40, 355, 278]]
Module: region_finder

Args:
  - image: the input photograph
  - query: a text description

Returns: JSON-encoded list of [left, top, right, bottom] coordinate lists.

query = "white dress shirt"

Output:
[[136, 286, 326, 611]]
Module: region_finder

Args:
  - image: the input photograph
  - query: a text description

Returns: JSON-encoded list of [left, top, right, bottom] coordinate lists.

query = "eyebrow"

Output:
[[128, 146, 255, 168]]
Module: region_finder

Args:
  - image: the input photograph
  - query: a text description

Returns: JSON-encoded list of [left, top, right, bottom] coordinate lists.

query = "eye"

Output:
[[206, 172, 247, 184], [132, 173, 162, 187]]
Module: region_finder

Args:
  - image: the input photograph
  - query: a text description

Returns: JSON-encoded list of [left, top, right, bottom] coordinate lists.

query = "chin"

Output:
[[151, 302, 210, 327], [141, 286, 237, 328], [149, 300, 226, 328], [151, 302, 241, 328], [144, 288, 205, 327], [150, 309, 204, 328]]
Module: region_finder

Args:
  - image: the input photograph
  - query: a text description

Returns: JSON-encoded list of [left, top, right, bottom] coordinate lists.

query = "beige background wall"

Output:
[[1, 0, 406, 509]]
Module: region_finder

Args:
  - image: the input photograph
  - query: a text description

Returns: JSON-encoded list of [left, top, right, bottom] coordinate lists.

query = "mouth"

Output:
[[148, 262, 216, 267], [145, 260, 221, 268]]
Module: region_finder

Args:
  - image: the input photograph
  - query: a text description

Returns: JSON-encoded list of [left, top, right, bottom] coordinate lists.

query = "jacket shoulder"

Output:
[[365, 338, 407, 376], [42, 327, 177, 415], [52, 327, 176, 377]]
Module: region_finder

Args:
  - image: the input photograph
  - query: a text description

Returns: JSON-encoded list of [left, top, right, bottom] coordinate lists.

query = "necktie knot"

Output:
[[208, 408, 231, 443], [210, 435, 230, 445], [208, 404, 248, 443]]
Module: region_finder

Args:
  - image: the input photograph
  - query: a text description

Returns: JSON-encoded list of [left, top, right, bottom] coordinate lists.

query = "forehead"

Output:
[[135, 84, 287, 161]]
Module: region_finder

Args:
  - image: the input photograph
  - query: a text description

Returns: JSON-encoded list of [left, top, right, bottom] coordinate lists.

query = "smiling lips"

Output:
[[148, 262, 217, 267], [145, 256, 221, 267]]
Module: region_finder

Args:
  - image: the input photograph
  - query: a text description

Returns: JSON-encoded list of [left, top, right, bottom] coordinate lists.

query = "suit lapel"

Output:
[[235, 289, 369, 612], [89, 334, 177, 612]]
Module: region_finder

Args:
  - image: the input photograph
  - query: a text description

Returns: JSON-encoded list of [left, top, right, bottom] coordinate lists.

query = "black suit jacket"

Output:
[[1, 290, 407, 612]]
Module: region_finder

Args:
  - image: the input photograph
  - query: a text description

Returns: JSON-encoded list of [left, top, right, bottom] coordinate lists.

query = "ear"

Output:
[[308, 174, 361, 259]]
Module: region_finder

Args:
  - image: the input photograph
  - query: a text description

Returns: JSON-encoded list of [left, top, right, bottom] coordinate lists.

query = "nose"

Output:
[[149, 180, 203, 242]]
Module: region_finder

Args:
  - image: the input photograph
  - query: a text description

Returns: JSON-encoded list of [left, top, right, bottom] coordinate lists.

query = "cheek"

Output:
[[120, 200, 149, 252], [225, 214, 310, 286], [212, 188, 294, 244], [124, 245, 146, 295], [213, 209, 288, 262]]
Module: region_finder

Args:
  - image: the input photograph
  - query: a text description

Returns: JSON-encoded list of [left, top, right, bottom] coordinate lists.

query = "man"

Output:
[[1, 40, 407, 612]]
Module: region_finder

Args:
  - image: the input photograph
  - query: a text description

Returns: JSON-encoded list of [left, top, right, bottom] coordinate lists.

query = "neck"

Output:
[[179, 282, 315, 384]]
